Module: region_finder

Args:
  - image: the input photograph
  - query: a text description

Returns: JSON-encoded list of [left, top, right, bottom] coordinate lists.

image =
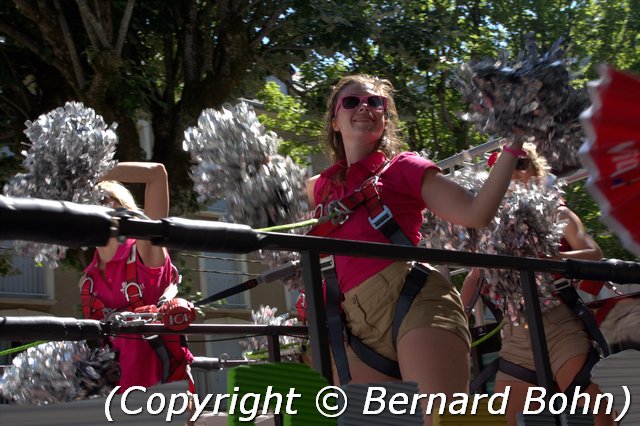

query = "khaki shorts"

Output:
[[497, 302, 591, 382], [598, 298, 640, 348], [341, 261, 471, 362]]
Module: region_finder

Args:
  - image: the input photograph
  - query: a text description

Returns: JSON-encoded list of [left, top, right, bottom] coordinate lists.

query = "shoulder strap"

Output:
[[80, 274, 107, 320], [123, 243, 144, 311]]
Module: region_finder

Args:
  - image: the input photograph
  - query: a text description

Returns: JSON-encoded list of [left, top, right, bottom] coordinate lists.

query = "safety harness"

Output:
[[470, 277, 610, 400], [80, 247, 144, 320], [308, 159, 430, 385], [79, 244, 190, 385]]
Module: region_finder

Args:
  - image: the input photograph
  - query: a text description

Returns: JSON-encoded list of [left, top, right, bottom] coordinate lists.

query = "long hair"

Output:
[[321, 74, 403, 162], [521, 142, 550, 178], [97, 180, 139, 211]]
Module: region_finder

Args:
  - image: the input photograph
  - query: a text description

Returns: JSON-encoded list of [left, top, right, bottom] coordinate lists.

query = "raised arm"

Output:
[[556, 206, 603, 261], [101, 162, 169, 267], [460, 267, 482, 312], [422, 141, 523, 228], [101, 162, 169, 220]]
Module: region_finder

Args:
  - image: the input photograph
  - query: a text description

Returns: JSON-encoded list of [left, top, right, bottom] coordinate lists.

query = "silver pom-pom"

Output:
[[183, 102, 307, 229], [239, 305, 303, 362], [478, 177, 568, 325], [183, 102, 309, 290], [3, 102, 118, 267], [421, 166, 487, 252], [0, 341, 119, 405], [455, 35, 589, 175]]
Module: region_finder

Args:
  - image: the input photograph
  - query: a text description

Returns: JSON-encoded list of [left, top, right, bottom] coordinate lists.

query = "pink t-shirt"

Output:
[[313, 151, 440, 293], [82, 239, 191, 390]]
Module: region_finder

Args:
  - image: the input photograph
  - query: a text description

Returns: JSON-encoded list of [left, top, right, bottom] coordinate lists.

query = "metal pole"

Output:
[[300, 250, 333, 383], [520, 267, 558, 425]]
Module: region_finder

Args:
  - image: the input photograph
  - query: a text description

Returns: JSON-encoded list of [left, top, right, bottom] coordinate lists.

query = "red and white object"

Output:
[[579, 66, 640, 256]]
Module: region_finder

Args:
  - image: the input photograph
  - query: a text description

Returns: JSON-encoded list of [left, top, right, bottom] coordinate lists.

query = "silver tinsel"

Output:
[[239, 305, 303, 362], [421, 166, 487, 251], [3, 102, 118, 267], [183, 102, 307, 229], [455, 35, 589, 175], [0, 341, 120, 405], [183, 102, 308, 289], [479, 177, 567, 325], [422, 165, 567, 325]]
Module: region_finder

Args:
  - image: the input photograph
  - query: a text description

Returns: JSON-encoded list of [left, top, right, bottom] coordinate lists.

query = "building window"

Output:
[[0, 242, 53, 300], [199, 252, 250, 309]]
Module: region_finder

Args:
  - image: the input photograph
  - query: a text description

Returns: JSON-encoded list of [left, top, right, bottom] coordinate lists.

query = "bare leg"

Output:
[[494, 380, 533, 426], [495, 355, 615, 426], [397, 327, 470, 426], [555, 355, 615, 426]]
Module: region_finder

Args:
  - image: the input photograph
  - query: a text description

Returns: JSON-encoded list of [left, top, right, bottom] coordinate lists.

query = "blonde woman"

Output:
[[80, 162, 194, 392], [461, 144, 611, 426]]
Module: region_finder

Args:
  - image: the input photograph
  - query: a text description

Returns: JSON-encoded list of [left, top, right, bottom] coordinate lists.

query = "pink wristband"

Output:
[[502, 145, 527, 158]]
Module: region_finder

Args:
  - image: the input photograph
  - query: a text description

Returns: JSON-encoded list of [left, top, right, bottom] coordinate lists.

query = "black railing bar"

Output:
[[2, 196, 638, 283], [520, 268, 555, 396], [107, 323, 308, 337], [0, 317, 308, 341], [300, 250, 333, 383]]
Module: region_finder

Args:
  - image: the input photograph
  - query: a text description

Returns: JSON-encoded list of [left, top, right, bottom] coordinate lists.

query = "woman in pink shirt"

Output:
[[307, 74, 524, 425], [80, 162, 193, 391]]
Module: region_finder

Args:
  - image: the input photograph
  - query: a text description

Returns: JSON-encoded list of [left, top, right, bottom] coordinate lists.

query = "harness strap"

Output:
[[308, 161, 412, 246], [554, 280, 610, 357], [471, 347, 601, 397], [322, 256, 351, 385], [564, 348, 601, 401], [323, 256, 430, 384], [124, 245, 144, 311], [392, 265, 430, 347], [470, 357, 538, 393], [312, 159, 423, 384], [146, 335, 171, 383], [348, 335, 401, 379], [80, 275, 107, 320]]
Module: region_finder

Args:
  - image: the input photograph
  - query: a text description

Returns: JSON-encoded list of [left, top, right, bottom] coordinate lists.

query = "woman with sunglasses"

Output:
[[306, 74, 526, 425], [461, 144, 611, 426]]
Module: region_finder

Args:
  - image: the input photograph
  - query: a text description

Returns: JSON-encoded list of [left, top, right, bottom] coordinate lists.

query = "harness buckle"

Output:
[[124, 281, 143, 302], [320, 255, 335, 272], [553, 278, 572, 292], [368, 205, 393, 230], [327, 200, 352, 225], [356, 175, 379, 192]]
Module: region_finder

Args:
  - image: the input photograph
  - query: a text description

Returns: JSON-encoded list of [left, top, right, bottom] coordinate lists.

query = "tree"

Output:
[[0, 0, 374, 213]]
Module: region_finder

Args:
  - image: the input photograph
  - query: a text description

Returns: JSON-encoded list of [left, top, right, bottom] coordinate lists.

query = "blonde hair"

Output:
[[322, 74, 402, 162], [520, 142, 550, 178], [97, 181, 138, 211]]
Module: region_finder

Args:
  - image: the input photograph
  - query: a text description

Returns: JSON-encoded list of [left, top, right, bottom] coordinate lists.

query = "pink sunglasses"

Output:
[[334, 95, 388, 117]]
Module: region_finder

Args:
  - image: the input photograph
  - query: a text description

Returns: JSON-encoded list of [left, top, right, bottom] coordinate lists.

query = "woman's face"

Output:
[[332, 83, 387, 150]]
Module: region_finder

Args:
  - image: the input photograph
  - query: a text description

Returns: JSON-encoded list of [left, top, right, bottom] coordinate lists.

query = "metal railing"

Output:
[[1, 195, 639, 424]]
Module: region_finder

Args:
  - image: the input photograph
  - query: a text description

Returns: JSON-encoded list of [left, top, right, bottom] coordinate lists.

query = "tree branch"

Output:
[[12, 0, 38, 20], [115, 0, 135, 56], [52, 0, 86, 89], [182, 1, 197, 81], [250, 7, 286, 49], [75, 0, 110, 48], [0, 23, 42, 58]]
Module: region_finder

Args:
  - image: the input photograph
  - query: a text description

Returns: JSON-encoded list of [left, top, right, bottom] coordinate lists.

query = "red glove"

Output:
[[159, 298, 196, 331]]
